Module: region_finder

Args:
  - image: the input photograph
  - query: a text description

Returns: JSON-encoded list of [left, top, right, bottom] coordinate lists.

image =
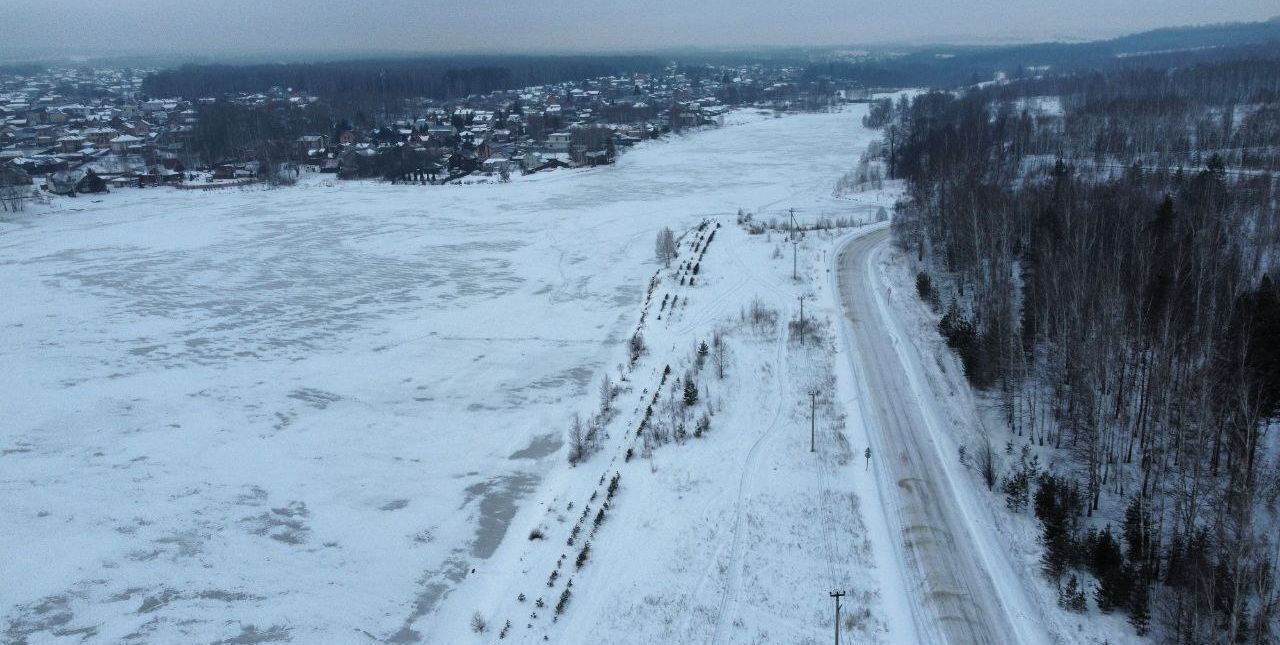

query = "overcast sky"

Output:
[[3, 0, 1276, 59]]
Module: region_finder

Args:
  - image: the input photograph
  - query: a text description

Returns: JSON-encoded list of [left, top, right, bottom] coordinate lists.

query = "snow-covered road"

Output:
[[834, 229, 1050, 645]]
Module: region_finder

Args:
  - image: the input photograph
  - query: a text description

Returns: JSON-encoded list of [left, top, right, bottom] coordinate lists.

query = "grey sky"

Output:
[[3, 0, 1276, 58]]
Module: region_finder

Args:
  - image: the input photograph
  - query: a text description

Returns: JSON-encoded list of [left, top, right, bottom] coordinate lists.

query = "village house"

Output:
[[109, 134, 143, 154], [546, 132, 572, 153], [83, 127, 117, 149], [296, 135, 327, 157]]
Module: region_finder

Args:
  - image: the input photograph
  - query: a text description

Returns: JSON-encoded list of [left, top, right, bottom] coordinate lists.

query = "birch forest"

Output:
[[888, 56, 1280, 642]]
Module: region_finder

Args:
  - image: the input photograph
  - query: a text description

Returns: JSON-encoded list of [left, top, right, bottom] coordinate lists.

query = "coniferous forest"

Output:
[[888, 55, 1280, 642]]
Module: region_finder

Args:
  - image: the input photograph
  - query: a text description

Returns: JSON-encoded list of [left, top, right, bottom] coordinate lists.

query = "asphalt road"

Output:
[[835, 228, 1019, 645]]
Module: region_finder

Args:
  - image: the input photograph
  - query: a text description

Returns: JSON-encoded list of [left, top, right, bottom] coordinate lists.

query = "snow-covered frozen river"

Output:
[[1, 109, 868, 643]]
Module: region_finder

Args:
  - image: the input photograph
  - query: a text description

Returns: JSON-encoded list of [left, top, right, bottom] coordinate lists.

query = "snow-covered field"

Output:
[[1, 107, 910, 644]]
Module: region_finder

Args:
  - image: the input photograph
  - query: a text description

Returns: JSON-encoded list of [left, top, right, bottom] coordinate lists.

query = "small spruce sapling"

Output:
[[555, 588, 571, 615], [683, 379, 699, 406]]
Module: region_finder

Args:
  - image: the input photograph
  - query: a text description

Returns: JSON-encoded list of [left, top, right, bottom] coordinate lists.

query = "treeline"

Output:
[[806, 18, 1280, 89], [986, 59, 1280, 171], [142, 55, 664, 112], [189, 100, 335, 166], [890, 58, 1280, 642]]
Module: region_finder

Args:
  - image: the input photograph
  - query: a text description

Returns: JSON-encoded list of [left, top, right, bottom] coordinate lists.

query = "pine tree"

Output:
[[1092, 528, 1130, 613], [1035, 473, 1079, 580], [683, 378, 698, 406], [1059, 574, 1088, 613], [1127, 582, 1151, 636]]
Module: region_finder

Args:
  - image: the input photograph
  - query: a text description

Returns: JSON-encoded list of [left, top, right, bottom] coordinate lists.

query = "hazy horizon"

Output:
[[1, 0, 1276, 62]]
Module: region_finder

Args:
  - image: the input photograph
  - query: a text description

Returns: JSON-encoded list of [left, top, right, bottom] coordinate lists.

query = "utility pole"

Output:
[[808, 389, 818, 452], [798, 295, 806, 345], [790, 207, 799, 281], [793, 239, 799, 281], [830, 590, 845, 645]]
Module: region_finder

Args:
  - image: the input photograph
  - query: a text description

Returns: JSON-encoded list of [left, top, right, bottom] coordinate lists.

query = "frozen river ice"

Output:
[[1, 108, 869, 643]]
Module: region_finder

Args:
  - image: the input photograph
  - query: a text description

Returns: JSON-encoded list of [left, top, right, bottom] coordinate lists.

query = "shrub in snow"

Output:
[[576, 542, 591, 569], [471, 612, 487, 633], [528, 528, 545, 541], [629, 332, 646, 364], [746, 297, 778, 333], [973, 437, 997, 490], [695, 413, 711, 437], [555, 588, 572, 615], [598, 374, 614, 413], [568, 413, 586, 465]]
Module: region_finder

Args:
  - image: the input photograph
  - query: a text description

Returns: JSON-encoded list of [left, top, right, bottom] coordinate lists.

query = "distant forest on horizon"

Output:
[[140, 55, 668, 109], [132, 18, 1280, 107]]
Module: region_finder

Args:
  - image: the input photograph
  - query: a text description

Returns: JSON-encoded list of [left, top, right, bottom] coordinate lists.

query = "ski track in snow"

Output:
[[706, 282, 791, 645]]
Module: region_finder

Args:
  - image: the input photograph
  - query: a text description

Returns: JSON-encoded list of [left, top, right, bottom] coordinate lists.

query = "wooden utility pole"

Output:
[[790, 208, 799, 281], [824, 591, 844, 642], [809, 389, 818, 452], [830, 590, 845, 645], [798, 295, 806, 345]]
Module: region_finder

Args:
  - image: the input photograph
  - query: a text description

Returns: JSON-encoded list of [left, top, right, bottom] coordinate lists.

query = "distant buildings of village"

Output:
[[0, 62, 870, 203]]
